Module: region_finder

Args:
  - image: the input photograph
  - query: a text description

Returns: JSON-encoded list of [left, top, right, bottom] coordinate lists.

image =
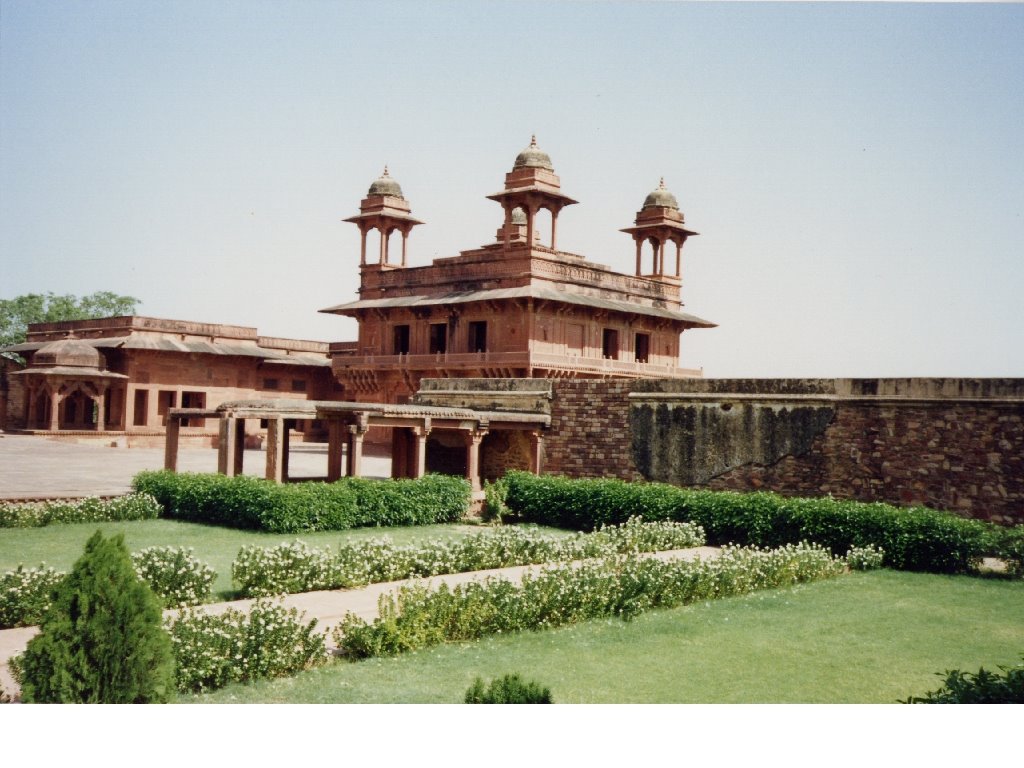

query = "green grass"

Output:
[[0, 520, 571, 599], [185, 570, 1024, 703]]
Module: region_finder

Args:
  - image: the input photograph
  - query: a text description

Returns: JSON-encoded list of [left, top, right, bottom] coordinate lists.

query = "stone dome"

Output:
[[642, 178, 679, 210], [513, 135, 554, 171], [33, 337, 102, 369], [367, 166, 404, 198]]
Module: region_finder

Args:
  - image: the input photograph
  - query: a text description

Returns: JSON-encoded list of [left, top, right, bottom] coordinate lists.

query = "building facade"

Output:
[[322, 138, 715, 405], [3, 316, 335, 445]]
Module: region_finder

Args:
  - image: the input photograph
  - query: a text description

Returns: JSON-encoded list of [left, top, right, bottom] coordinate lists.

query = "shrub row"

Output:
[[132, 471, 470, 532], [2, 547, 218, 628], [333, 542, 864, 658], [466, 674, 553, 704], [0, 493, 161, 528], [499, 472, 1021, 575], [232, 517, 705, 597], [167, 600, 328, 694]]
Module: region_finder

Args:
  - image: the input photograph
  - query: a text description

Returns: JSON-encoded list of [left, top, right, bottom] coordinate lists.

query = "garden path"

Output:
[[0, 545, 721, 700]]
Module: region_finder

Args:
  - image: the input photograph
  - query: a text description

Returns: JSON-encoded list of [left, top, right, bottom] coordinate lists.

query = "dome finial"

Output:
[[530, 134, 537, 147], [659, 177, 666, 189], [383, 165, 389, 177]]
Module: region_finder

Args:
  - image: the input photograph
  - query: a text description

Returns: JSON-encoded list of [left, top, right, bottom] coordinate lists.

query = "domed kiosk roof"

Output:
[[513, 135, 554, 171], [33, 337, 103, 369], [642, 178, 679, 210], [367, 166, 404, 198]]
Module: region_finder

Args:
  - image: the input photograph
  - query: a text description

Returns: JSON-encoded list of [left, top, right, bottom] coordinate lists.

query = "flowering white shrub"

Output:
[[131, 547, 216, 608], [167, 599, 328, 693], [232, 518, 706, 597], [335, 542, 849, 658], [0, 565, 64, 628], [845, 545, 885, 571], [0, 493, 161, 528]]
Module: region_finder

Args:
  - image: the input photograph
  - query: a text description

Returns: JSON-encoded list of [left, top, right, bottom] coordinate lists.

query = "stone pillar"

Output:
[[360, 228, 367, 265], [164, 416, 180, 471], [25, 386, 36, 429], [266, 417, 286, 483], [412, 423, 430, 479], [281, 420, 291, 481], [379, 227, 387, 264], [658, 240, 665, 275], [94, 387, 106, 432], [124, 384, 136, 429], [234, 418, 246, 476], [529, 430, 544, 475], [218, 416, 237, 476], [675, 240, 683, 277], [503, 205, 512, 249], [347, 423, 367, 478], [401, 229, 408, 267], [327, 419, 344, 481], [464, 428, 487, 492], [525, 204, 535, 250], [550, 210, 558, 250], [49, 388, 60, 432], [635, 239, 643, 276]]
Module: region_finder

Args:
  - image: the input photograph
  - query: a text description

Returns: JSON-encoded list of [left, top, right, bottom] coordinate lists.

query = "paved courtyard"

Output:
[[0, 433, 392, 499]]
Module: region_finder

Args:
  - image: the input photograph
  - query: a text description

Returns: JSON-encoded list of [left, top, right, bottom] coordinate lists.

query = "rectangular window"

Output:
[[429, 323, 447, 354], [181, 391, 206, 428], [291, 379, 306, 392], [392, 325, 411, 355], [133, 389, 148, 426], [602, 329, 619, 360], [635, 333, 650, 364], [157, 390, 176, 425], [468, 321, 487, 353], [262, 378, 279, 390]]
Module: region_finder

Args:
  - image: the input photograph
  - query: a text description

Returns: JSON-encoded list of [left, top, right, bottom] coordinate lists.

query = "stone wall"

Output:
[[542, 378, 1024, 525]]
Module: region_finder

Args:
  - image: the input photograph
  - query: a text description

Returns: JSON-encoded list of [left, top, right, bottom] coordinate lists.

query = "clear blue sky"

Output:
[[2, 0, 1022, 377]]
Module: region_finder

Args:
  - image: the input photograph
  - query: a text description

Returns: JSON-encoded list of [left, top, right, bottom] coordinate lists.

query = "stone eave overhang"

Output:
[[320, 285, 716, 328]]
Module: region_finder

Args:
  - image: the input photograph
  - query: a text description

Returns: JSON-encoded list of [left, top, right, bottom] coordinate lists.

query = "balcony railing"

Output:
[[333, 350, 701, 378]]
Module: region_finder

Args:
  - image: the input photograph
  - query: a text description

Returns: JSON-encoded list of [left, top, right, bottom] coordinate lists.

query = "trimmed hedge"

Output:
[[499, 472, 1008, 575], [0, 494, 161, 528], [131, 471, 470, 533]]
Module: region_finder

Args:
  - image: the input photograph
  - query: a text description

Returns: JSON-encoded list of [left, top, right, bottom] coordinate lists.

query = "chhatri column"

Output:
[[550, 208, 558, 250], [635, 238, 643, 276], [94, 385, 107, 432]]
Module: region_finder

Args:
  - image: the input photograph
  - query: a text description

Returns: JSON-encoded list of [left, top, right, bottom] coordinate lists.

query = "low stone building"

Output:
[[2, 316, 336, 445]]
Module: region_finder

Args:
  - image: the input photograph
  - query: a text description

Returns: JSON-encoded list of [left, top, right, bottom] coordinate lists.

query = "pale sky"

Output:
[[2, 1, 1022, 377]]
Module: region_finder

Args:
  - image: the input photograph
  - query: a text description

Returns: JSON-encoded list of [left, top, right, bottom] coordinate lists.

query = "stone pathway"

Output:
[[0, 432, 392, 499], [0, 545, 721, 700]]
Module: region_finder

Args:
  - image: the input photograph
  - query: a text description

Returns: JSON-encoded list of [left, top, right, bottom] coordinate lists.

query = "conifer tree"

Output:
[[18, 531, 174, 703]]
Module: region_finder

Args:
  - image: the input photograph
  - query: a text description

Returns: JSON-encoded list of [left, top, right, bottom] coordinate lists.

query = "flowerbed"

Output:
[[333, 541, 873, 658], [0, 493, 161, 528], [232, 517, 705, 597], [1, 548, 218, 628], [498, 472, 1017, 575], [167, 600, 328, 693]]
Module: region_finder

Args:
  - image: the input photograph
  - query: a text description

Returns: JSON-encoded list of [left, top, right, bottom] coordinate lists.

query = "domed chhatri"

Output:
[[33, 337, 103, 370], [513, 135, 554, 171], [367, 166, 404, 199], [642, 178, 679, 211]]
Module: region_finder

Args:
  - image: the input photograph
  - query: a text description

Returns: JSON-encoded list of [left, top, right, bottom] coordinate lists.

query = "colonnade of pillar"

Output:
[[23, 380, 111, 432]]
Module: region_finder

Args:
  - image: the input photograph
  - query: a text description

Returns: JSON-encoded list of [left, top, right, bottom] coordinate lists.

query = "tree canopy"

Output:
[[0, 291, 140, 356]]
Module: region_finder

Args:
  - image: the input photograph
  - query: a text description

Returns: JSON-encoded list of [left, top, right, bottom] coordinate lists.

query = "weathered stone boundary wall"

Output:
[[544, 378, 1024, 525]]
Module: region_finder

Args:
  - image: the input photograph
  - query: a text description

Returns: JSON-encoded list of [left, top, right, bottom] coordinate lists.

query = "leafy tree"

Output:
[[0, 291, 140, 358], [17, 531, 175, 703]]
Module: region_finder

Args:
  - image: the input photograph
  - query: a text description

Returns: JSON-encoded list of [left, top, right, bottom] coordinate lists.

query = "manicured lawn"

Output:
[[0, 520, 569, 599], [186, 570, 1024, 703]]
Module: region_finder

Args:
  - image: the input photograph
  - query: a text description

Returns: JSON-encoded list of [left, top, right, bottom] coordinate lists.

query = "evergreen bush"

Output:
[[465, 674, 553, 703], [903, 656, 1024, 703], [17, 531, 175, 703]]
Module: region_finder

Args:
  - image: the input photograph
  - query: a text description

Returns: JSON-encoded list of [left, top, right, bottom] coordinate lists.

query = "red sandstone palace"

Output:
[[0, 138, 714, 440]]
